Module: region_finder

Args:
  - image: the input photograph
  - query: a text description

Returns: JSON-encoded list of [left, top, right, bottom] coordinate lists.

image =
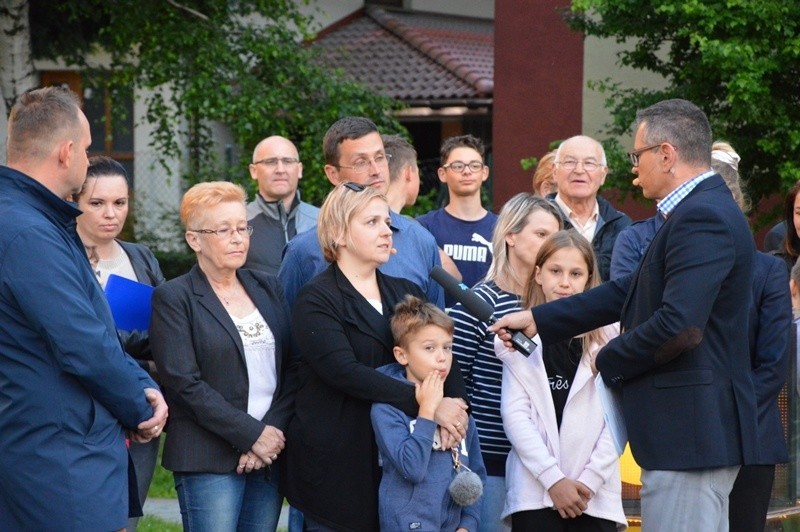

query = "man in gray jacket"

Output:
[[244, 135, 319, 275]]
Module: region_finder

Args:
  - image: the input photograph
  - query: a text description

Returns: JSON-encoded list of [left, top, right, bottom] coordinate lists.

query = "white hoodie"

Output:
[[495, 326, 627, 529]]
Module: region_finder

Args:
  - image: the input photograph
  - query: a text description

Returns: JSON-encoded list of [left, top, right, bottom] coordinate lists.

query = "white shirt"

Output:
[[555, 194, 600, 242], [231, 309, 277, 419]]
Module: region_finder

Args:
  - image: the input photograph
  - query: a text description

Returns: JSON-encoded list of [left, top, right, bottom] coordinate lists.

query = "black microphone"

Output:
[[430, 266, 536, 356]]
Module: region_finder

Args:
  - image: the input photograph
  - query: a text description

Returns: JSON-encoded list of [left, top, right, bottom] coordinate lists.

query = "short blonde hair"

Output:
[[711, 140, 750, 212], [317, 183, 388, 263], [532, 150, 556, 196], [180, 181, 247, 229]]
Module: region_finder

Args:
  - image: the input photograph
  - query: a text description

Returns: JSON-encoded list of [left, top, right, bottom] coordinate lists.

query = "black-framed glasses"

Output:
[[443, 161, 484, 173], [628, 144, 662, 167], [342, 182, 367, 192], [556, 159, 603, 172], [336, 153, 391, 173], [189, 226, 254, 238], [252, 157, 300, 167]]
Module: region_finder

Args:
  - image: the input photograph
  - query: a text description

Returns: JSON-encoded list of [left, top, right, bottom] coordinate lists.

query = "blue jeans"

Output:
[[174, 468, 282, 532], [479, 475, 510, 532]]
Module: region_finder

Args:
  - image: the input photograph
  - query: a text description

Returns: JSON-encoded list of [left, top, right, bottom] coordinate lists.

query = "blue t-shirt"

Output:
[[417, 208, 497, 307], [277, 210, 444, 311]]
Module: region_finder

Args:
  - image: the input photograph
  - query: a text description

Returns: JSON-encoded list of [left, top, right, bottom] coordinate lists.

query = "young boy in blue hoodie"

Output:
[[371, 295, 486, 531]]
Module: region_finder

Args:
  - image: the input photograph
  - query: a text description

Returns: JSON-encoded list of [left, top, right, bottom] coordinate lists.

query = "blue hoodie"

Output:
[[371, 363, 486, 531]]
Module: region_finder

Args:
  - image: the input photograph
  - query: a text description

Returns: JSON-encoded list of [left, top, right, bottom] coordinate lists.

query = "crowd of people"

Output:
[[0, 86, 794, 532]]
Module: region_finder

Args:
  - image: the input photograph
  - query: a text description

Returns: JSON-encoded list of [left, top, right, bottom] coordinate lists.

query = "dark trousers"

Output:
[[729, 464, 775, 532], [511, 508, 617, 532]]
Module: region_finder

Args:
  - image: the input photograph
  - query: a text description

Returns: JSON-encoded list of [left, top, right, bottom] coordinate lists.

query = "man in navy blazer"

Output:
[[0, 87, 167, 530], [491, 99, 758, 531]]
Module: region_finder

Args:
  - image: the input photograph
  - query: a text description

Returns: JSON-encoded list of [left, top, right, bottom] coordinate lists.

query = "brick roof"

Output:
[[311, 6, 493, 106]]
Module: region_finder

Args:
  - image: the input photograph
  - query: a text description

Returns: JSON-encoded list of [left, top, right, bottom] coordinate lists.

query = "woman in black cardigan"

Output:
[[283, 183, 469, 531]]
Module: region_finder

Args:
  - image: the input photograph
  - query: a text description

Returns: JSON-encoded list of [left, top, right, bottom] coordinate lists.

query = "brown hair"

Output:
[[391, 295, 454, 349], [7, 86, 82, 163], [522, 230, 608, 355], [532, 150, 556, 196]]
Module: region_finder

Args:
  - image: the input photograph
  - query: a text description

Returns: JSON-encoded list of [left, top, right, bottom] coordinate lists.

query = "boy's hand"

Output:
[[416, 371, 444, 420], [548, 478, 592, 518]]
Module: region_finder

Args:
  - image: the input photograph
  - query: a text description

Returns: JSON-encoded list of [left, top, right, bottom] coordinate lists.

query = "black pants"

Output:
[[729, 464, 775, 532], [511, 508, 617, 531]]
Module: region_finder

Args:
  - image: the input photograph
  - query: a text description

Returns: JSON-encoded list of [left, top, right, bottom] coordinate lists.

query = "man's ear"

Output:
[[297, 162, 303, 180], [437, 167, 447, 183], [393, 346, 408, 365], [58, 139, 73, 168], [324, 164, 340, 185], [248, 163, 258, 182]]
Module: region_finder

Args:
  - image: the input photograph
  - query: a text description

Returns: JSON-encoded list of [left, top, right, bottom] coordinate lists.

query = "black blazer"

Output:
[[534, 175, 759, 470], [283, 264, 467, 532], [151, 265, 298, 473]]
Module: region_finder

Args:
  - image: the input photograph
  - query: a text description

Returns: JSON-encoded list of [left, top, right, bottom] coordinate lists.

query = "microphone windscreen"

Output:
[[430, 266, 494, 323]]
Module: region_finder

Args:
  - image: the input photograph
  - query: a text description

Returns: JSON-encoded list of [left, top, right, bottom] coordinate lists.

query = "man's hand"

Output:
[[250, 425, 286, 465], [548, 478, 592, 518], [132, 387, 168, 443], [433, 397, 468, 442], [487, 310, 537, 349]]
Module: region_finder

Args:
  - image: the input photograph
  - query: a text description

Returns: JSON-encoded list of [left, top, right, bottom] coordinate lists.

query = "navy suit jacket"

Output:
[[533, 175, 759, 470], [151, 265, 298, 473]]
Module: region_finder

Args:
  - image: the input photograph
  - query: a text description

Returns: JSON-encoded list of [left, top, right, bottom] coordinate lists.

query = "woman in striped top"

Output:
[[450, 193, 562, 531]]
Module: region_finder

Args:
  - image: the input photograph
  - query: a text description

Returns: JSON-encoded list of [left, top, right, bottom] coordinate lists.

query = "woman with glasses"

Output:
[[283, 182, 469, 531], [74, 155, 165, 531], [151, 181, 298, 531]]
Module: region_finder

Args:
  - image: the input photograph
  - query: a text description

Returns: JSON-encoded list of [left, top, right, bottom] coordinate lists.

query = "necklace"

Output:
[[214, 283, 241, 306]]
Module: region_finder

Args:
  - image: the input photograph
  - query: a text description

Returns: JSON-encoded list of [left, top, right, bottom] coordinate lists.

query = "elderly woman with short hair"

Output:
[[151, 181, 297, 531]]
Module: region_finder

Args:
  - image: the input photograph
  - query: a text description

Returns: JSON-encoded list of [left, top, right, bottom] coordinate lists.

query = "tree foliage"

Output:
[[28, 0, 405, 206], [567, 0, 800, 210]]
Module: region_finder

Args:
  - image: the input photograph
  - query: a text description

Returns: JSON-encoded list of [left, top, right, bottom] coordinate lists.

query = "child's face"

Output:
[[394, 325, 453, 386], [534, 247, 590, 303]]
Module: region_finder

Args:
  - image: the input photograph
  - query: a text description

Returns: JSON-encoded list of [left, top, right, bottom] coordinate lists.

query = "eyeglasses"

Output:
[[336, 153, 391, 174], [556, 159, 603, 172], [342, 182, 366, 192], [443, 161, 485, 173], [253, 157, 300, 167], [627, 144, 662, 167], [189, 226, 254, 238]]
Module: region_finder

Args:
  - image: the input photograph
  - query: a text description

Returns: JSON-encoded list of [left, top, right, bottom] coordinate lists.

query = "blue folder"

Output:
[[104, 274, 154, 331]]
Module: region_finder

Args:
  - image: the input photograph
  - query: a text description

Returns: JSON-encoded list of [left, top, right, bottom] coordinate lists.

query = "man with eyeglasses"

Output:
[[548, 135, 631, 281], [417, 134, 497, 308], [277, 117, 444, 311], [490, 99, 759, 531], [244, 135, 319, 275]]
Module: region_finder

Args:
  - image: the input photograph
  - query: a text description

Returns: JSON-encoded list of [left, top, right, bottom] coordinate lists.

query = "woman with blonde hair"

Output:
[[151, 181, 298, 531], [450, 193, 562, 531], [283, 182, 468, 531]]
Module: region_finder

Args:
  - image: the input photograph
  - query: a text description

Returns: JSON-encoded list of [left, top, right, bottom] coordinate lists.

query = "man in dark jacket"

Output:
[[0, 86, 167, 530], [244, 135, 319, 275], [548, 135, 632, 281]]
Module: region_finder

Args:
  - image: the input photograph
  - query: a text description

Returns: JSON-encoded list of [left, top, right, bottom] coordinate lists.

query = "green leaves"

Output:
[[567, 0, 800, 210]]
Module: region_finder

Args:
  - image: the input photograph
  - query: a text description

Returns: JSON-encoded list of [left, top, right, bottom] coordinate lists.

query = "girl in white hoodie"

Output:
[[495, 230, 626, 531]]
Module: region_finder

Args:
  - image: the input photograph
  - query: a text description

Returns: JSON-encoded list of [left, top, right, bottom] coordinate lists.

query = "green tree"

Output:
[[567, 0, 800, 212], [25, 0, 405, 207]]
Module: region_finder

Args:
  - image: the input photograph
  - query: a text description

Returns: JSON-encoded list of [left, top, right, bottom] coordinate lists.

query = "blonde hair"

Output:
[[522, 230, 608, 354], [391, 295, 454, 349], [317, 183, 388, 263], [180, 181, 247, 229], [484, 193, 563, 285], [711, 140, 750, 212], [532, 150, 556, 196]]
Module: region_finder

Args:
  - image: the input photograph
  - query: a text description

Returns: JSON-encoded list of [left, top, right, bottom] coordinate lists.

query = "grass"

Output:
[[138, 515, 182, 532], [147, 436, 177, 499]]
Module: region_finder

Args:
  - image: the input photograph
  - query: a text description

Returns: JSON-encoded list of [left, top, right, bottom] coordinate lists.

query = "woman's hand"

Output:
[[433, 397, 468, 442], [236, 451, 264, 474], [251, 425, 285, 465], [548, 478, 592, 518]]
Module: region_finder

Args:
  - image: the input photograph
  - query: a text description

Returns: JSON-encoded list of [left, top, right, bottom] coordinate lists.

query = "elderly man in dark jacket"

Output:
[[547, 135, 631, 281]]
